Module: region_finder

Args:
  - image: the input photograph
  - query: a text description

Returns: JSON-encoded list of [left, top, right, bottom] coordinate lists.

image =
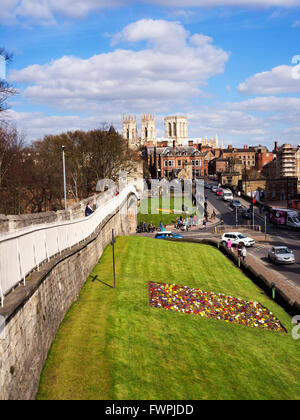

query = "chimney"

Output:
[[188, 140, 194, 147], [228, 145, 233, 150], [274, 141, 278, 153], [198, 143, 202, 152]]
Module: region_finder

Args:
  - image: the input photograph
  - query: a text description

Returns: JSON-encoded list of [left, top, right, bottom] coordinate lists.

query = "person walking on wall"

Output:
[[85, 202, 94, 217]]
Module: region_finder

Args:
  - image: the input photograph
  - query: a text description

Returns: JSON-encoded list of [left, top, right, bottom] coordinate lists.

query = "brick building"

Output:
[[221, 145, 256, 169], [146, 141, 219, 179]]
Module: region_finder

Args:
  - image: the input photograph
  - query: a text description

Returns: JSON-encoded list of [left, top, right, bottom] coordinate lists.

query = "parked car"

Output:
[[221, 232, 255, 247], [216, 188, 223, 196], [230, 199, 242, 209], [155, 231, 184, 239], [211, 185, 218, 193], [268, 246, 295, 265]]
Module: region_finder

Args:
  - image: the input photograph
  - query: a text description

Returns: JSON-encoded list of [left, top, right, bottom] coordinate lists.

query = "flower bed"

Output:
[[149, 282, 285, 332]]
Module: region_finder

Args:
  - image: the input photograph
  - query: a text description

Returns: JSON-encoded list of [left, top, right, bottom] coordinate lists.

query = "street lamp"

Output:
[[62, 145, 67, 210]]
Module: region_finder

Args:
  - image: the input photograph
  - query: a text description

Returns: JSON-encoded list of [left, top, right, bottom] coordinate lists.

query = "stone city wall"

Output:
[[0, 190, 114, 235], [0, 193, 138, 400]]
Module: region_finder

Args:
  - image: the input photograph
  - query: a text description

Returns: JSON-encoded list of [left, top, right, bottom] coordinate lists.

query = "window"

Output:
[[192, 160, 195, 166], [164, 160, 168, 167], [178, 160, 181, 167], [195, 160, 199, 166]]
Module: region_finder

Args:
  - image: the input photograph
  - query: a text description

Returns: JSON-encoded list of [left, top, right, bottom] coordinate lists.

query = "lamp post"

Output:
[[62, 146, 67, 210]]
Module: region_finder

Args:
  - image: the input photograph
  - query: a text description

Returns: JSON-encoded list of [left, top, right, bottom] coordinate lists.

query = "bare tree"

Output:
[[0, 47, 17, 113]]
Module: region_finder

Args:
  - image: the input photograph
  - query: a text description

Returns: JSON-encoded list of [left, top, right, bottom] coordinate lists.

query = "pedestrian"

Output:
[[143, 221, 147, 232], [241, 245, 247, 262], [211, 209, 216, 221], [227, 239, 232, 251], [184, 218, 189, 231], [237, 242, 243, 259], [202, 219, 207, 230], [85, 202, 94, 217], [148, 222, 154, 233], [160, 221, 163, 231]]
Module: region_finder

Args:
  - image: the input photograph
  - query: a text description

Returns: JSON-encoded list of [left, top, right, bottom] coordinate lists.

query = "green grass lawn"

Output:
[[37, 237, 300, 400], [138, 196, 198, 227]]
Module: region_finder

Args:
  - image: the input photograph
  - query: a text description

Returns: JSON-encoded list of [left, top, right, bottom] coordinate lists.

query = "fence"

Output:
[[0, 184, 138, 307]]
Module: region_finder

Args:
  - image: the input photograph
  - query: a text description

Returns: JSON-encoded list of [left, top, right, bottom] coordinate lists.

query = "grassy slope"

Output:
[[37, 237, 300, 400]]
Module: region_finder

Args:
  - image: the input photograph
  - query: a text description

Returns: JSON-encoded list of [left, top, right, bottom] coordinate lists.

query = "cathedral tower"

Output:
[[122, 115, 138, 148], [141, 114, 156, 145], [164, 116, 188, 146]]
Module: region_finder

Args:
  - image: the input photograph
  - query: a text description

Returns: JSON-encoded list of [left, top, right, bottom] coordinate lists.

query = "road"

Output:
[[189, 185, 300, 289]]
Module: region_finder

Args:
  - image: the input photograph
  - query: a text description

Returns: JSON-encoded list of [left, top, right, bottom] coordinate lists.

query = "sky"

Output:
[[1, 0, 300, 148]]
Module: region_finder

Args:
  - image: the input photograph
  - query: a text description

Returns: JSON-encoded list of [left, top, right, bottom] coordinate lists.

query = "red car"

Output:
[[216, 188, 223, 196]]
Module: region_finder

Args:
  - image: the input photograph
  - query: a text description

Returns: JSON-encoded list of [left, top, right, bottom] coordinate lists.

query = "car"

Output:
[[242, 208, 253, 219], [216, 188, 223, 196], [230, 200, 242, 209], [155, 231, 184, 239], [268, 246, 295, 264], [221, 232, 255, 247], [211, 185, 218, 193]]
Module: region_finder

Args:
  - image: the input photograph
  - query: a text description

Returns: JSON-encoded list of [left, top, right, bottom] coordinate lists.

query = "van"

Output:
[[222, 189, 233, 202]]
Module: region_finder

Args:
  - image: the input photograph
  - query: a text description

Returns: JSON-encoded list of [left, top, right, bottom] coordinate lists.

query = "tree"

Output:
[[0, 48, 17, 113], [0, 123, 25, 214]]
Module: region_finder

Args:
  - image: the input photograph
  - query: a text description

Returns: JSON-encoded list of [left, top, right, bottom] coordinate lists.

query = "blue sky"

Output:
[[1, 0, 300, 148]]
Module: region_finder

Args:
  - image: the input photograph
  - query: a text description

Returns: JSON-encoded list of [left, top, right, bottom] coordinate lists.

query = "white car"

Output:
[[221, 232, 255, 247], [211, 185, 218, 193]]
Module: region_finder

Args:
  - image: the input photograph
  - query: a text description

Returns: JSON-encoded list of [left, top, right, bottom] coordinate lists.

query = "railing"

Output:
[[211, 224, 265, 234], [0, 184, 139, 307]]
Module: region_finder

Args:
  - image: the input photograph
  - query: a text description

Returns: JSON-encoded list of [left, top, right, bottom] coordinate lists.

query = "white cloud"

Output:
[[227, 96, 300, 111], [1, 0, 300, 25], [9, 19, 229, 112], [188, 107, 266, 137], [238, 64, 300, 94], [4, 109, 117, 141]]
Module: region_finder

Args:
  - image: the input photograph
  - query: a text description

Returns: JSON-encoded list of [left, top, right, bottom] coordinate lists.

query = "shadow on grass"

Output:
[[89, 274, 114, 289]]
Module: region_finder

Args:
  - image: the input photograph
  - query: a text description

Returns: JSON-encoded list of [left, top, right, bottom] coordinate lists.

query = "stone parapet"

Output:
[[0, 192, 138, 400]]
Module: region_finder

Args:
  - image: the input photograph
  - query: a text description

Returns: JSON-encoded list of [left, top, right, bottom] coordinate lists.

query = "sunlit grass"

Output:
[[37, 237, 300, 400]]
